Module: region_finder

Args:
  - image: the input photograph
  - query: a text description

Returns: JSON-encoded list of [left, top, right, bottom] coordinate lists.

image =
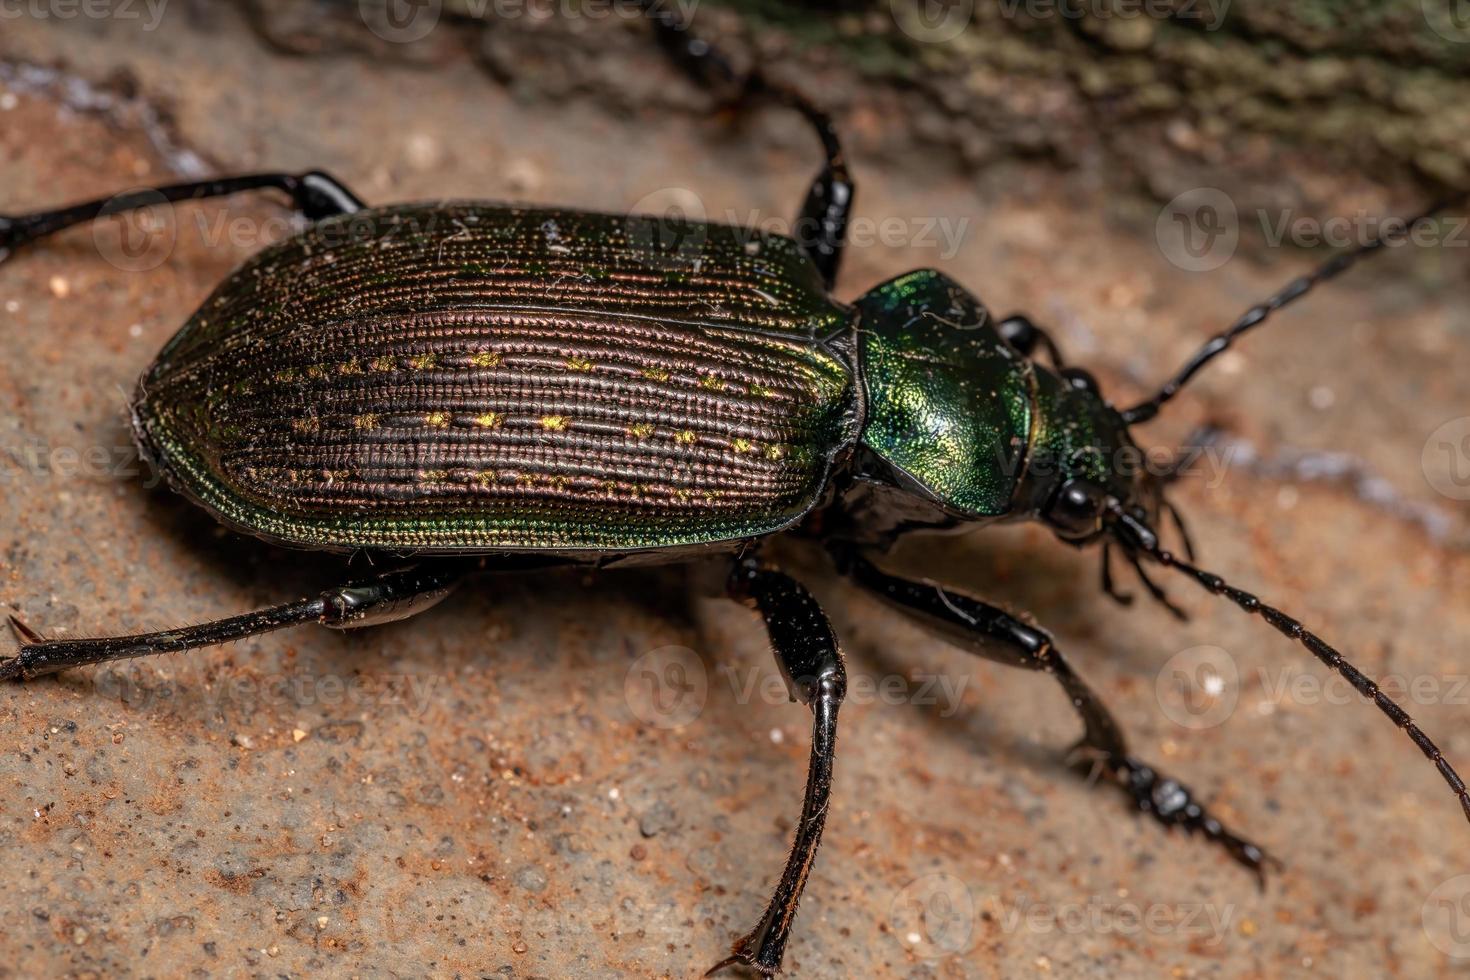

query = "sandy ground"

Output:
[[1, 6, 1468, 978]]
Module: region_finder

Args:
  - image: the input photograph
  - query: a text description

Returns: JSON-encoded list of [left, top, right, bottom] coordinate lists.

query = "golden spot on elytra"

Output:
[[472, 412, 503, 429], [540, 415, 568, 431], [674, 429, 697, 446], [565, 356, 594, 372], [417, 469, 449, 482], [474, 471, 496, 486], [408, 353, 437, 370], [353, 413, 379, 430], [627, 422, 655, 439], [274, 367, 299, 383], [291, 417, 320, 435], [765, 444, 788, 460], [732, 438, 755, 454], [470, 350, 501, 368], [337, 358, 363, 375], [641, 366, 671, 382], [424, 411, 451, 428], [748, 383, 775, 399], [370, 356, 396, 373], [699, 374, 725, 391]]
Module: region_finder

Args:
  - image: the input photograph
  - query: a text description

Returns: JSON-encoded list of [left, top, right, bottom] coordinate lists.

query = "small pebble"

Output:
[[292, 728, 308, 742], [231, 733, 255, 749], [48, 276, 70, 299], [0, 92, 16, 111]]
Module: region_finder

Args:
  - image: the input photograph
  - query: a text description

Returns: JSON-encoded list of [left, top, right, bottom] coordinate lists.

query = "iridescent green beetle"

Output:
[[3, 4, 1467, 976]]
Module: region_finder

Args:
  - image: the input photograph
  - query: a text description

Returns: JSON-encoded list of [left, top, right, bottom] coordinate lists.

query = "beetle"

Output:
[[2, 4, 1467, 976]]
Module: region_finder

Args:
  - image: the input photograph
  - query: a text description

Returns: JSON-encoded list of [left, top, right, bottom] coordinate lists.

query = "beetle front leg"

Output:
[[709, 557, 847, 977], [840, 551, 1278, 884], [1, 171, 365, 263], [1, 561, 468, 681]]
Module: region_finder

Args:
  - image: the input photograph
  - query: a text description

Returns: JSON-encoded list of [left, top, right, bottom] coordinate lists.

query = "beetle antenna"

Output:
[[1120, 192, 1469, 426], [1109, 505, 1470, 824]]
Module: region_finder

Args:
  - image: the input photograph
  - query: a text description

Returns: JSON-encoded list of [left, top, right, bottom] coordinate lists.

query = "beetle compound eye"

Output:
[[1046, 480, 1106, 538], [1060, 366, 1101, 393]]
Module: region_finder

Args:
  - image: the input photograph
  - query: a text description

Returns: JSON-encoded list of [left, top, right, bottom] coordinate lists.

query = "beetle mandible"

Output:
[[2, 3, 1467, 976]]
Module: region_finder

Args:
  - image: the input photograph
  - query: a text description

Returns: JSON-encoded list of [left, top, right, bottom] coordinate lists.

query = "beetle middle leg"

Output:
[[709, 557, 847, 977], [1, 170, 365, 262], [840, 550, 1278, 883], [639, 0, 853, 288], [1, 561, 472, 681]]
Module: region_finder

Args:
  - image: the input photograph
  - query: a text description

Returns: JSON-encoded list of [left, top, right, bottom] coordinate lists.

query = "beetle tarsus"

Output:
[[1086, 748, 1280, 884]]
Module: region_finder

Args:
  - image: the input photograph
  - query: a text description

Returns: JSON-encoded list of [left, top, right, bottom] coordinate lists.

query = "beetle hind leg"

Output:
[[1, 562, 469, 681], [638, 0, 853, 288], [841, 550, 1278, 884], [708, 557, 846, 977]]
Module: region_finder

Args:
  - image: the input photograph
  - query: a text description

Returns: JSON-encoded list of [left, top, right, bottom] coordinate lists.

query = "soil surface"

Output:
[[1, 4, 1468, 978]]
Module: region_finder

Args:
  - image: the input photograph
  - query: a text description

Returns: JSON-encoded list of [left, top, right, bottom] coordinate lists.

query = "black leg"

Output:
[[0, 170, 366, 263], [2, 561, 467, 681], [709, 557, 846, 977], [998, 313, 1066, 368], [841, 551, 1277, 885], [638, 0, 853, 288]]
